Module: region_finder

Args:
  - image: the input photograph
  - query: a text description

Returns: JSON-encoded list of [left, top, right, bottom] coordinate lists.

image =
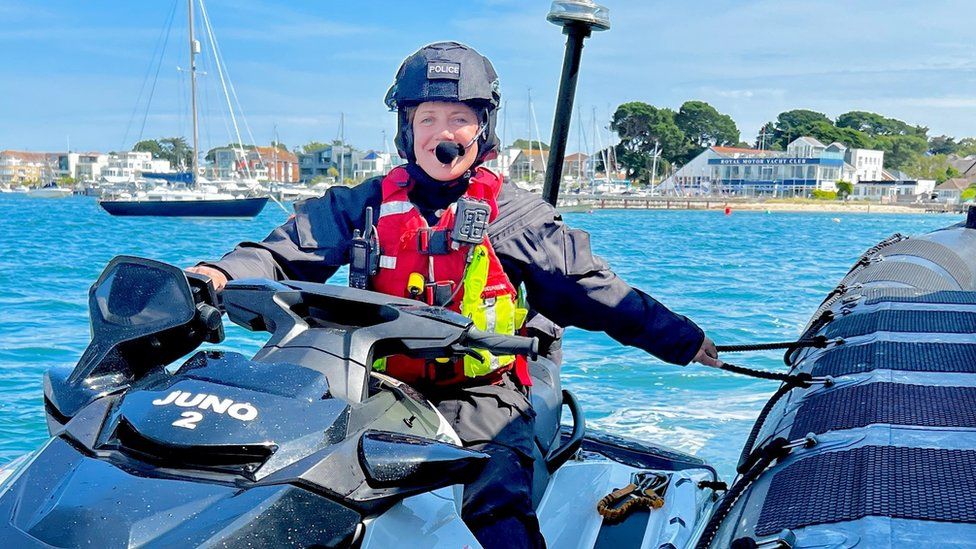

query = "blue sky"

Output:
[[3, 0, 976, 155]]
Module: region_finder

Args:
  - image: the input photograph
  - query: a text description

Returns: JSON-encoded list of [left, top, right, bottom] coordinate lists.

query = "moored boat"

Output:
[[99, 195, 268, 217], [26, 184, 72, 198]]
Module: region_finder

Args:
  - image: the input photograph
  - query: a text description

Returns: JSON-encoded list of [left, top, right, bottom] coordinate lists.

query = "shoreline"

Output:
[[557, 199, 966, 215]]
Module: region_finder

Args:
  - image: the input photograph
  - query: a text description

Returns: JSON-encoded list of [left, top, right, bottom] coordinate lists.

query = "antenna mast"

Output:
[[188, 0, 200, 187]]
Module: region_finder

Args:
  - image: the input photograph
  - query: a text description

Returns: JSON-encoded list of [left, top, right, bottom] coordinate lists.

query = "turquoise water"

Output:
[[0, 194, 961, 479]]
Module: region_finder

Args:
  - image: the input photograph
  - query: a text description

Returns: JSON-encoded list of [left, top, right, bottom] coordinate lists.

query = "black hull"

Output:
[[99, 197, 268, 218]]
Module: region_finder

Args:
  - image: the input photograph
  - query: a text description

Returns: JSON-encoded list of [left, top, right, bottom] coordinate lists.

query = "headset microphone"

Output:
[[434, 122, 489, 165], [435, 141, 465, 164]]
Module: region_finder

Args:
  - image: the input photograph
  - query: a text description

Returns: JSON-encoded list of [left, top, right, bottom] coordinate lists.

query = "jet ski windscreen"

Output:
[[92, 258, 195, 338]]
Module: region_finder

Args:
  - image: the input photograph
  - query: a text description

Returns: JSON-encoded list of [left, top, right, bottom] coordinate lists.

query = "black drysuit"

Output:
[[202, 174, 705, 548]]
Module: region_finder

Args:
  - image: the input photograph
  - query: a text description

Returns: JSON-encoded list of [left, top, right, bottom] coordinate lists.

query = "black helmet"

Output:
[[385, 42, 501, 165]]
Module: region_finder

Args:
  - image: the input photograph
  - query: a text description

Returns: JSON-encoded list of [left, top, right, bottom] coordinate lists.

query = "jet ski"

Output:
[[698, 210, 976, 549], [0, 256, 719, 547]]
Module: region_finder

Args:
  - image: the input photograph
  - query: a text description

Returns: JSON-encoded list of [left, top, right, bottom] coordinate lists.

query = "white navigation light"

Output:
[[547, 0, 611, 31]]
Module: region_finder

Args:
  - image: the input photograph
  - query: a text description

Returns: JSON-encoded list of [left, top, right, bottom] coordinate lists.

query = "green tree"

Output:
[[755, 121, 780, 150], [611, 102, 686, 183], [874, 134, 928, 170], [326, 166, 340, 179], [798, 120, 872, 149], [510, 139, 549, 150], [674, 100, 739, 163], [271, 140, 288, 151], [835, 180, 854, 199], [956, 137, 976, 156], [929, 135, 959, 155], [772, 109, 832, 148], [301, 141, 330, 153], [903, 154, 961, 184], [133, 139, 163, 158], [836, 111, 926, 137], [962, 186, 976, 202], [157, 137, 192, 169]]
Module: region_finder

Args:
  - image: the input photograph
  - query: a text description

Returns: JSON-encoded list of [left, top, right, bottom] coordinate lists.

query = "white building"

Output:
[[933, 178, 969, 203], [56, 152, 109, 182], [845, 147, 884, 182], [484, 147, 520, 180], [853, 178, 936, 201], [660, 137, 875, 196], [101, 151, 171, 182], [354, 151, 397, 180]]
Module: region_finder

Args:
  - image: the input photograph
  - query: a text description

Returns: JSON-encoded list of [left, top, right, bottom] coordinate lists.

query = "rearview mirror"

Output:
[[358, 430, 488, 490]]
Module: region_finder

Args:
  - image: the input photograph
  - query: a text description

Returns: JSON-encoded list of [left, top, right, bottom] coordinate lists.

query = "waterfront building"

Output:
[[256, 147, 299, 183], [853, 170, 935, 202], [100, 151, 171, 183], [661, 137, 882, 197], [844, 146, 884, 182], [353, 151, 400, 180], [483, 148, 520, 180], [298, 144, 365, 183], [563, 152, 589, 180], [55, 152, 108, 182], [208, 146, 299, 182], [509, 149, 548, 182], [947, 155, 976, 183], [933, 178, 971, 203], [0, 150, 58, 186], [209, 148, 248, 180]]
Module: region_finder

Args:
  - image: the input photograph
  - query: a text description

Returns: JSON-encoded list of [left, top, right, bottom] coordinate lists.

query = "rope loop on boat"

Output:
[[596, 472, 668, 523]]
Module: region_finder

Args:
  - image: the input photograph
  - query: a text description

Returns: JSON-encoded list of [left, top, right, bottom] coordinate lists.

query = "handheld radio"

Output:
[[349, 206, 379, 289]]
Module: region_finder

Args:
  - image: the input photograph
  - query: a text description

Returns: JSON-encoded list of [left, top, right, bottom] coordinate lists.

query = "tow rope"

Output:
[[715, 334, 834, 354], [716, 363, 832, 389], [596, 472, 668, 523], [710, 337, 836, 474], [712, 333, 840, 388]]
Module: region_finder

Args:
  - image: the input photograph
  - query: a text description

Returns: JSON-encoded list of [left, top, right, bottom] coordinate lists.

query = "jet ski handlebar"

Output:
[[460, 328, 539, 361]]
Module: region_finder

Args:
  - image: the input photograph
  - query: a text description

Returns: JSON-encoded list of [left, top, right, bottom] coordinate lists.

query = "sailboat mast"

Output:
[[188, 0, 200, 187], [339, 112, 345, 184]]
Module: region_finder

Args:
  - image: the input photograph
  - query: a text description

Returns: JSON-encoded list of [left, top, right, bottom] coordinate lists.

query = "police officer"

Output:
[[188, 42, 720, 549]]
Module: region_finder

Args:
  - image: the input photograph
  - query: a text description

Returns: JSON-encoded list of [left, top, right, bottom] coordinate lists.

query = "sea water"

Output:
[[0, 194, 960, 479]]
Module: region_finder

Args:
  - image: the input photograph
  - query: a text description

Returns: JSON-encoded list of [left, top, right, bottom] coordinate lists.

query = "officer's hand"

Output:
[[185, 266, 228, 292], [693, 336, 722, 368]]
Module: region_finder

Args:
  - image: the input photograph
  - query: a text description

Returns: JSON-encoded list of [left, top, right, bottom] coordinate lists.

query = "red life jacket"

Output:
[[370, 166, 529, 387]]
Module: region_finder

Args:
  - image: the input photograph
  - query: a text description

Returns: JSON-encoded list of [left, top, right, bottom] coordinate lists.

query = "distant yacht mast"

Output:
[[187, 0, 200, 188]]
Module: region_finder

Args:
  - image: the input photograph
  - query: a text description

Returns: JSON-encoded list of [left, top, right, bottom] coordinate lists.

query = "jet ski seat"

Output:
[[529, 357, 563, 460], [527, 356, 586, 508]]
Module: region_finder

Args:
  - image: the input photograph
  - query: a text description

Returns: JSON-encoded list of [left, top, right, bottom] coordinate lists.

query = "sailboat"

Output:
[[99, 0, 268, 218]]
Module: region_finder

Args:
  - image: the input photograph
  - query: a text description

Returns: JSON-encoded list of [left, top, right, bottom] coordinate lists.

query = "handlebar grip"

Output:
[[463, 329, 539, 360]]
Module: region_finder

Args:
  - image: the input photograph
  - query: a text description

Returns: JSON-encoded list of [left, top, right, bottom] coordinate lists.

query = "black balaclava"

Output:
[[405, 163, 470, 225]]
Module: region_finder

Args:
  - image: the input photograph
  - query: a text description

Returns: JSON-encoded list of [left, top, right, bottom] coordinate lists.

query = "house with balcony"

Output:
[[0, 150, 58, 185], [298, 144, 365, 183], [55, 152, 109, 182]]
